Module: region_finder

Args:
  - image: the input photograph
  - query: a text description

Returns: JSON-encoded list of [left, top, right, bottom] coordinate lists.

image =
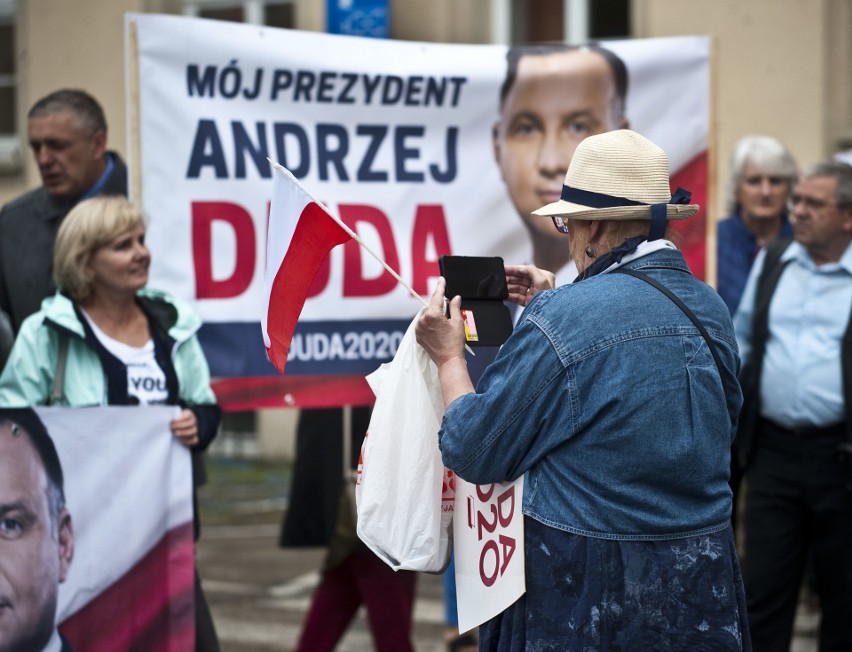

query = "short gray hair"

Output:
[[28, 88, 107, 138], [725, 135, 798, 214], [802, 160, 852, 210]]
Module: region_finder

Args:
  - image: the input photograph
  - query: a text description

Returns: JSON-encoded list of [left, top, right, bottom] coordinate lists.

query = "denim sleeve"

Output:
[[438, 317, 569, 484]]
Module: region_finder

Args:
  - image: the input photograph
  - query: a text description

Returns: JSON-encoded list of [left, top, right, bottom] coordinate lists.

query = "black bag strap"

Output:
[[613, 267, 724, 379], [748, 238, 793, 385], [48, 331, 69, 406], [843, 302, 852, 445]]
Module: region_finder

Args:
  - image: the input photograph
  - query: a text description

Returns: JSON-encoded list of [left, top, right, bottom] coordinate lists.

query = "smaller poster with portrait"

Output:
[[0, 406, 194, 652]]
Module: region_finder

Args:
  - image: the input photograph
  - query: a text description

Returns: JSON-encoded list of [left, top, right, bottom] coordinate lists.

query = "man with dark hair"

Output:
[[0, 89, 128, 348], [735, 160, 852, 651], [493, 43, 630, 283], [0, 408, 75, 652]]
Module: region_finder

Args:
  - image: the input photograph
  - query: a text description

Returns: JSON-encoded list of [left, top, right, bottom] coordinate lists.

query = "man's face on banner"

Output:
[[0, 424, 73, 652], [493, 49, 628, 244]]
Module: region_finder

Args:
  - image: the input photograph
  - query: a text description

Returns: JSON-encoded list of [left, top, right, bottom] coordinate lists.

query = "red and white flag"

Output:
[[262, 164, 353, 373]]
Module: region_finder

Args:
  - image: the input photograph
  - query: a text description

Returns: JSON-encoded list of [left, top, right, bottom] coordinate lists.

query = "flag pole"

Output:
[[270, 161, 474, 355]]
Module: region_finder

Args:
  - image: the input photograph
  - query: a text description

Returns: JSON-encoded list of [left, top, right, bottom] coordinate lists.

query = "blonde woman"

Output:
[[0, 195, 222, 651]]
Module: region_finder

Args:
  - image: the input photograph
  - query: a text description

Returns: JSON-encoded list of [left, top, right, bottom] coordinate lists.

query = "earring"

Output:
[[584, 245, 596, 259]]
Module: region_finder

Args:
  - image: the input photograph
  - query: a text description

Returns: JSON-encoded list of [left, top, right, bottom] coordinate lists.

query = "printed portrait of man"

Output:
[[0, 408, 75, 652], [492, 43, 630, 284]]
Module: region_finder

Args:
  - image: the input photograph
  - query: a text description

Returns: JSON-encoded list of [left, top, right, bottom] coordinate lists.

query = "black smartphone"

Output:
[[439, 255, 509, 300], [438, 256, 513, 347]]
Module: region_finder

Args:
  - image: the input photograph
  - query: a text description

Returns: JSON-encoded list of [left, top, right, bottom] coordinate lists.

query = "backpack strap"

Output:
[[736, 238, 794, 467], [749, 238, 794, 374], [48, 331, 69, 406]]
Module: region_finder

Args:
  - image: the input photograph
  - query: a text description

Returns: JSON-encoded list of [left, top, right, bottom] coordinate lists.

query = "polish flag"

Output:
[[262, 164, 353, 373]]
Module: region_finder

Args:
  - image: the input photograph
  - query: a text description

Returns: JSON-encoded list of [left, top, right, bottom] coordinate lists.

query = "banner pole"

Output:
[[126, 19, 142, 205], [706, 35, 718, 289]]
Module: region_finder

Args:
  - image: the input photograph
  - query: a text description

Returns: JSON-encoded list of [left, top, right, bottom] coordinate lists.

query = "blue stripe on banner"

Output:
[[198, 319, 411, 377]]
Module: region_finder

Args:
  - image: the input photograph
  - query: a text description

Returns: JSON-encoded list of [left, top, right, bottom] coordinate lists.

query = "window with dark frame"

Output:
[[192, 1, 296, 28], [511, 0, 630, 44]]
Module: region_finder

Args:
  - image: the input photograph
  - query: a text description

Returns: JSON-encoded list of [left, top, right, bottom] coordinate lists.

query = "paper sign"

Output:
[[453, 476, 525, 633]]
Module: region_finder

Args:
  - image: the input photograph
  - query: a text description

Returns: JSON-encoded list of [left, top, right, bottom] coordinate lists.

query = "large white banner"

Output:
[[128, 14, 709, 396]]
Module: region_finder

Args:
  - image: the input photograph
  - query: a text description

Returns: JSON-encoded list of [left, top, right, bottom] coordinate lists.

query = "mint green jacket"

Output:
[[0, 288, 216, 408]]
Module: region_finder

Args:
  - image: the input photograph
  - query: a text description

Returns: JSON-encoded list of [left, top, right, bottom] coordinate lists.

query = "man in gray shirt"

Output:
[[0, 89, 127, 368]]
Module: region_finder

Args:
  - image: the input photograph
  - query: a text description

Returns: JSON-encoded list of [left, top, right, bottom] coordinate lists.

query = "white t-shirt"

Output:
[[81, 311, 169, 405]]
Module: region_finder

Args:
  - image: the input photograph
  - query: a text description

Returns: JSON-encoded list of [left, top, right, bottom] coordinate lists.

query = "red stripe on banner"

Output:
[[670, 150, 708, 281], [59, 521, 196, 652], [266, 202, 352, 373], [212, 374, 376, 410]]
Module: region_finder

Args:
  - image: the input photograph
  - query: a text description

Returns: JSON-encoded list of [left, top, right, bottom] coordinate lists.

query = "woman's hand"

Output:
[[505, 264, 556, 306], [170, 408, 199, 448], [415, 277, 466, 368], [416, 277, 475, 409]]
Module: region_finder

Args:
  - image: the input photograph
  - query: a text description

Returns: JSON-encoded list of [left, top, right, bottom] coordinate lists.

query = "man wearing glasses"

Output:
[[734, 161, 852, 651]]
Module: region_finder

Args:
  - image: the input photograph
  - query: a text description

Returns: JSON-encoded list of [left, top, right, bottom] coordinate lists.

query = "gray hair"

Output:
[[802, 160, 852, 210], [725, 135, 798, 214], [28, 88, 107, 138]]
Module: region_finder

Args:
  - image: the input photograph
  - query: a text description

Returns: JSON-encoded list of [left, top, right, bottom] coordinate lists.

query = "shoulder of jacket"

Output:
[[0, 187, 52, 221], [30, 293, 85, 338], [104, 152, 129, 192]]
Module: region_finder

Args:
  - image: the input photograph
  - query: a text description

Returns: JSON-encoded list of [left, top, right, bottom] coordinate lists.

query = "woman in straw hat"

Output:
[[417, 130, 751, 650]]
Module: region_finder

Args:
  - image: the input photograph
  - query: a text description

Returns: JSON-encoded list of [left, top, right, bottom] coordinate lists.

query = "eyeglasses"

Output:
[[790, 194, 834, 212], [551, 215, 570, 234]]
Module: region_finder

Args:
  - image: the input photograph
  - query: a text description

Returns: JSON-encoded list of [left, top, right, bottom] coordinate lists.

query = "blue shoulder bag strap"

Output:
[[612, 267, 724, 378]]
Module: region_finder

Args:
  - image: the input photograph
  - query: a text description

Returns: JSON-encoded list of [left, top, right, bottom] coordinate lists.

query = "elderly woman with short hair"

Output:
[[717, 134, 798, 315], [417, 130, 751, 650], [0, 194, 222, 651]]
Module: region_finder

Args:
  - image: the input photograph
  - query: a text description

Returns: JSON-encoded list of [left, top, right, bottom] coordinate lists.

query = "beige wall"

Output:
[[392, 0, 492, 43], [632, 0, 848, 219], [0, 0, 177, 204]]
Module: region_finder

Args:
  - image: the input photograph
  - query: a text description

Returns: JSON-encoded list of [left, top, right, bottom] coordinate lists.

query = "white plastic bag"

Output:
[[355, 313, 454, 572]]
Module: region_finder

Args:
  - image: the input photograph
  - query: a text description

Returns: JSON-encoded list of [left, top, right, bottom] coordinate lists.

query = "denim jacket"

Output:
[[440, 248, 742, 540]]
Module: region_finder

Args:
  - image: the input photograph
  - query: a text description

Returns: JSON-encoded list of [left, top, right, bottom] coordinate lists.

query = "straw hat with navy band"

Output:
[[532, 129, 699, 241]]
